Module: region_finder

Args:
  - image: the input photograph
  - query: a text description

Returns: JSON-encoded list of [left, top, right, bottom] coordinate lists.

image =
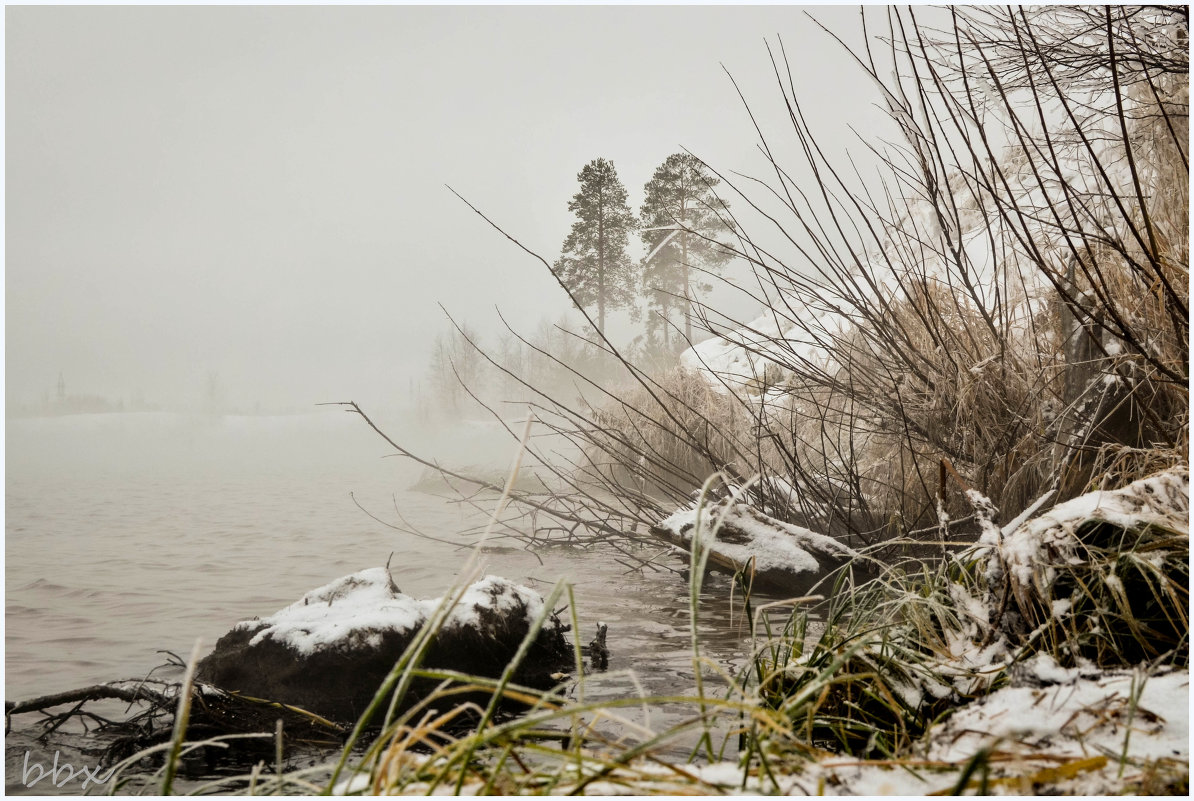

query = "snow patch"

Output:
[[656, 501, 854, 575], [985, 467, 1189, 594], [929, 668, 1189, 765], [236, 569, 545, 656]]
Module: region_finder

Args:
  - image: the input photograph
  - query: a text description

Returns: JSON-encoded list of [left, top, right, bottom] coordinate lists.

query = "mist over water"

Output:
[[5, 5, 884, 415], [4, 7, 871, 789], [5, 411, 756, 753]]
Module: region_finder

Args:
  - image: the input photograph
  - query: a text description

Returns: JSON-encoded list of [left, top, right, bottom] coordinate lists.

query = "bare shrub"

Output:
[[374, 7, 1187, 567], [582, 367, 770, 499]]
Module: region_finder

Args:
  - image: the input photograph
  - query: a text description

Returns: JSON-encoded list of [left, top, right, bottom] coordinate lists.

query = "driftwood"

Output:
[[6, 677, 347, 770], [196, 611, 572, 723], [583, 624, 609, 671], [6, 680, 171, 720], [650, 523, 756, 579], [649, 501, 855, 593], [7, 571, 576, 777]]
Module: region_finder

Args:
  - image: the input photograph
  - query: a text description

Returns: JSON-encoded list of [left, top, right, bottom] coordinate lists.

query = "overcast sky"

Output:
[[6, 4, 890, 413]]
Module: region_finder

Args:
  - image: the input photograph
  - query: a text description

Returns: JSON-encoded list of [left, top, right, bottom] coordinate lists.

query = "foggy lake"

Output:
[[4, 5, 867, 790], [11, 3, 1182, 795], [5, 409, 764, 792]]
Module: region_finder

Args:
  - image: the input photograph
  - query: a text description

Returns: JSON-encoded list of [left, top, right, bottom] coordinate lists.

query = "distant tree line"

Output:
[[420, 313, 618, 423]]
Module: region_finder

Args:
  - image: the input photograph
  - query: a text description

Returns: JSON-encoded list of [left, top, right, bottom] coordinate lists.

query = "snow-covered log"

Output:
[[989, 467, 1188, 586], [197, 569, 572, 722], [650, 500, 856, 592]]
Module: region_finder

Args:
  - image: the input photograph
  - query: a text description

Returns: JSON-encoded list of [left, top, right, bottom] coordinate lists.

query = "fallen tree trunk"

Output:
[[7, 569, 575, 773], [650, 500, 857, 592]]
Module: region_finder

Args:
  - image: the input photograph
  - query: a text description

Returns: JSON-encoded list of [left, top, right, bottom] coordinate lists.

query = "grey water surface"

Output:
[[5, 410, 771, 793]]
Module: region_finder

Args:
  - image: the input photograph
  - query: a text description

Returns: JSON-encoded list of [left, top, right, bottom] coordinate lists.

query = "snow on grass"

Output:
[[789, 663, 1188, 793], [928, 668, 1189, 766], [986, 467, 1189, 590], [1018, 651, 1089, 684], [236, 568, 545, 656], [327, 663, 1188, 795], [583, 668, 1188, 796]]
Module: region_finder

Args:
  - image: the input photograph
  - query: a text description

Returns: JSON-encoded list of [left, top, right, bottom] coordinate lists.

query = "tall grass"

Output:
[[752, 469, 1189, 763]]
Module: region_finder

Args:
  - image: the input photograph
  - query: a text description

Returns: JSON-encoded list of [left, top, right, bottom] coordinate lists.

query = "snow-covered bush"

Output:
[[754, 467, 1189, 758], [985, 467, 1189, 667]]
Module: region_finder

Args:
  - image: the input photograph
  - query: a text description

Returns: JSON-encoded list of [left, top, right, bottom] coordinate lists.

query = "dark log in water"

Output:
[[196, 570, 573, 722], [6, 571, 575, 778]]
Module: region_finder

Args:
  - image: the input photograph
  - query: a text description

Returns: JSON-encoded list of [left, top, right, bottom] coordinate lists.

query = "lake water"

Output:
[[5, 410, 773, 792]]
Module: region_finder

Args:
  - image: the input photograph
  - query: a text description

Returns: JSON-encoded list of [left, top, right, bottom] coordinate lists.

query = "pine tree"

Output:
[[640, 153, 733, 346], [554, 158, 637, 336]]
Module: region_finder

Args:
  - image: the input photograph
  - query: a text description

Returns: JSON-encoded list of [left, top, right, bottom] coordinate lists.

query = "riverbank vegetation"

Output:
[[376, 5, 1189, 793], [8, 468, 1185, 793], [416, 5, 1187, 558]]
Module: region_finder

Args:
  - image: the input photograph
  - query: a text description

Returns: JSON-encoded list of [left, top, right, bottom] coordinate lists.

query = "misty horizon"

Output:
[[5, 5, 890, 416]]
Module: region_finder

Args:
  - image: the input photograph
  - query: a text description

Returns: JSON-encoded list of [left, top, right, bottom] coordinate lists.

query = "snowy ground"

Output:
[[333, 664, 1188, 795], [726, 667, 1186, 796]]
